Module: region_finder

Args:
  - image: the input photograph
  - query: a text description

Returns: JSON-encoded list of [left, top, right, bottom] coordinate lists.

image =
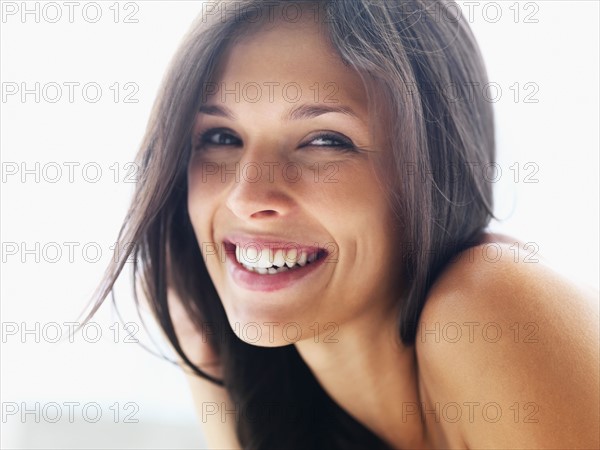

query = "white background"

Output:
[[1, 1, 598, 448]]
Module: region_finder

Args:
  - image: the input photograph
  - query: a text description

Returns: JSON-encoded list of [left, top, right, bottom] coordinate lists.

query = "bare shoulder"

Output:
[[415, 233, 599, 448]]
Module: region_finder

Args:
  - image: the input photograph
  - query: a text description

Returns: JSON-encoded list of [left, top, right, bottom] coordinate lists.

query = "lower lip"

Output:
[[226, 252, 328, 292]]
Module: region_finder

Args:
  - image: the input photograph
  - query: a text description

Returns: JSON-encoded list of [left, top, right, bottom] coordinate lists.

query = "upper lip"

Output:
[[221, 232, 328, 253]]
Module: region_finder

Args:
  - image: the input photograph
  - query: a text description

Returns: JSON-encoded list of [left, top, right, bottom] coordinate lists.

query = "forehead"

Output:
[[205, 19, 368, 110]]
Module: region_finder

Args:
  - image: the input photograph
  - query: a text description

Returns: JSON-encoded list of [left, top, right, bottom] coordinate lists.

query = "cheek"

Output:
[[188, 156, 225, 200], [186, 178, 228, 292], [187, 160, 224, 244], [330, 166, 400, 275], [302, 162, 399, 275], [306, 161, 392, 232]]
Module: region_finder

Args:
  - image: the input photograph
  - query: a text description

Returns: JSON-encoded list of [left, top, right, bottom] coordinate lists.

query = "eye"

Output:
[[194, 128, 242, 150], [302, 132, 356, 152]]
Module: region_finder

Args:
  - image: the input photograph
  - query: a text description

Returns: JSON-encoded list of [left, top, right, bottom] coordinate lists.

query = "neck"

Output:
[[295, 309, 428, 450]]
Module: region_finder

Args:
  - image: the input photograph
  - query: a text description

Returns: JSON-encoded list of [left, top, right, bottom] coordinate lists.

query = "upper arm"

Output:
[[416, 243, 599, 449]]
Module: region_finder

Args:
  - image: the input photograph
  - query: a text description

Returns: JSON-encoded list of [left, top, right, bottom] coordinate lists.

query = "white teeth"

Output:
[[238, 246, 272, 268], [284, 248, 298, 267], [245, 246, 258, 262], [256, 248, 273, 268], [235, 244, 321, 273], [240, 263, 291, 275], [297, 251, 307, 267], [272, 249, 285, 268]]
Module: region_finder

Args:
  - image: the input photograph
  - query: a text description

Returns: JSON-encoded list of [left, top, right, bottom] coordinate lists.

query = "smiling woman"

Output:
[[87, 1, 599, 449]]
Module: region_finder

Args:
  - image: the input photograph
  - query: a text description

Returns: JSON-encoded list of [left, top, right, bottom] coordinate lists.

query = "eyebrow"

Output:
[[197, 103, 360, 121]]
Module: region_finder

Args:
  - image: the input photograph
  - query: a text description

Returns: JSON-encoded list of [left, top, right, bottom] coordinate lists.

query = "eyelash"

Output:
[[194, 128, 356, 153]]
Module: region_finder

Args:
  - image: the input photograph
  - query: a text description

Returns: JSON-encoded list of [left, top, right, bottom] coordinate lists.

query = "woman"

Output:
[[88, 1, 599, 448]]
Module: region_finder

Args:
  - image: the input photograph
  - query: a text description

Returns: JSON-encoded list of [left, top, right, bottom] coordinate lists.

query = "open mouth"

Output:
[[223, 241, 329, 275]]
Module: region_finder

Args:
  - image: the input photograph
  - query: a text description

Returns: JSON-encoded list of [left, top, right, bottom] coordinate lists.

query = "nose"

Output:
[[225, 148, 296, 220]]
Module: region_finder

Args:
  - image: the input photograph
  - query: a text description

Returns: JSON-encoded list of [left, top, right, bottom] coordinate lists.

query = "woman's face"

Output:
[[187, 18, 403, 346]]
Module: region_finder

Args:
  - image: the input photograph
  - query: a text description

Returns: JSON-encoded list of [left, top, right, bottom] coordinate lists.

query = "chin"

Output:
[[221, 295, 318, 347]]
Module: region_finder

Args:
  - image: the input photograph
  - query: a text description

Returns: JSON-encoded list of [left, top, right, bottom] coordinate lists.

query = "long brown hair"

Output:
[[87, 1, 495, 448]]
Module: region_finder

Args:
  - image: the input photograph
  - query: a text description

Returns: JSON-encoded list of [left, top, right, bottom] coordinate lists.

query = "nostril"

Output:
[[250, 210, 279, 219]]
